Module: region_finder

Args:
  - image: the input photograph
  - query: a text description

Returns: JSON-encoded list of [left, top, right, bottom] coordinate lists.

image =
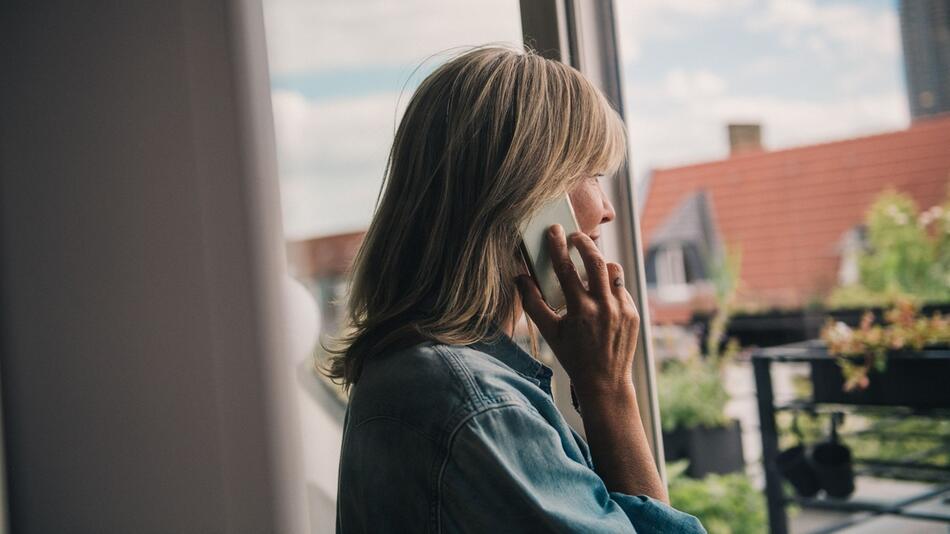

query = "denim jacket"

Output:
[[335, 327, 707, 533]]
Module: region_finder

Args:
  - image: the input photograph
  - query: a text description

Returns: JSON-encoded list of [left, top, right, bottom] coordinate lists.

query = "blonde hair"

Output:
[[322, 44, 627, 392]]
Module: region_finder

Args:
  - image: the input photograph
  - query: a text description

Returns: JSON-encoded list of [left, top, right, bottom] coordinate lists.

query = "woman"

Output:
[[325, 45, 706, 533]]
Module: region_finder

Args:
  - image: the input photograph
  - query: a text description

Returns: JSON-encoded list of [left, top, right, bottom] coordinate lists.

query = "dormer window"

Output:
[[647, 242, 709, 302], [644, 190, 721, 303]]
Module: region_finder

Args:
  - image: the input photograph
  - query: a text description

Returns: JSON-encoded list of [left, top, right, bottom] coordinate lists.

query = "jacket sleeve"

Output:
[[438, 402, 706, 534]]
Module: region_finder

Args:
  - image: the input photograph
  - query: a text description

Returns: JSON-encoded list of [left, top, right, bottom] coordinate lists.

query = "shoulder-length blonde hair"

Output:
[[322, 44, 627, 392]]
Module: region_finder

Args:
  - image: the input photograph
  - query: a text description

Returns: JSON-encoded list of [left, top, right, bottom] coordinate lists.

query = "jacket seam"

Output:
[[433, 400, 547, 533], [433, 344, 488, 408]]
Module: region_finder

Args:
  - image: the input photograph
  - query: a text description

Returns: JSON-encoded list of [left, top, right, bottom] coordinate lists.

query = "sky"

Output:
[[262, 0, 909, 240]]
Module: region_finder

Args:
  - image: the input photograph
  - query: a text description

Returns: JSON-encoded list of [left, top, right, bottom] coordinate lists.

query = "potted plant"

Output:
[[814, 300, 950, 406], [659, 246, 746, 478], [659, 354, 745, 478], [666, 459, 767, 534], [807, 187, 950, 407], [658, 348, 745, 478]]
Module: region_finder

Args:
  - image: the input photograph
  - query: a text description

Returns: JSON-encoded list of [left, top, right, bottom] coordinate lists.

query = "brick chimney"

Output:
[[728, 123, 762, 155]]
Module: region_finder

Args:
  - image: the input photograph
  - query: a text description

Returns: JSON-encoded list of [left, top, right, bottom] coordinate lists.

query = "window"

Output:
[[615, 0, 950, 531], [262, 0, 525, 528], [836, 225, 867, 287], [654, 244, 690, 301], [264, 1, 673, 525]]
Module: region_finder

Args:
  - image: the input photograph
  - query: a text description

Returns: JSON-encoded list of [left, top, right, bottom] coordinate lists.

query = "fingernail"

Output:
[[549, 224, 562, 236]]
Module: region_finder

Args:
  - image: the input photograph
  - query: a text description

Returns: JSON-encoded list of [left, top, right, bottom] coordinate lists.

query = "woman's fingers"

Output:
[[570, 232, 610, 298], [515, 274, 559, 337], [607, 262, 640, 326], [546, 225, 586, 311], [606, 262, 630, 302]]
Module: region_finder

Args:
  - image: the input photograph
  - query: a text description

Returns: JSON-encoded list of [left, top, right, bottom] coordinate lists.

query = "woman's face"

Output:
[[568, 174, 616, 244]]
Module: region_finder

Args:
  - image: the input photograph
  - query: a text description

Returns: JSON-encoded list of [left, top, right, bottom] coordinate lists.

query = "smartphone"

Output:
[[518, 194, 588, 313]]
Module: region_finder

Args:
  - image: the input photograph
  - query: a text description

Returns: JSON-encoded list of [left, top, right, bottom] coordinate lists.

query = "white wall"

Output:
[[0, 1, 308, 532]]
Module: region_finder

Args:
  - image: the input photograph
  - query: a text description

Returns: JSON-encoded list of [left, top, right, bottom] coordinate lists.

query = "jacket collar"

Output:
[[467, 321, 554, 396]]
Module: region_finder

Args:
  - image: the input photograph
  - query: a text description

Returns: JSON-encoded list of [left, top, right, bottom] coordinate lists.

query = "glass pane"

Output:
[[616, 0, 948, 530], [261, 1, 522, 530]]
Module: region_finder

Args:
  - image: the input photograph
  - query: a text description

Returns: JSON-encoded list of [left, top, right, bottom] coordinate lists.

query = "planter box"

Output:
[[662, 419, 745, 478], [662, 426, 690, 462], [810, 349, 950, 408], [692, 303, 950, 350]]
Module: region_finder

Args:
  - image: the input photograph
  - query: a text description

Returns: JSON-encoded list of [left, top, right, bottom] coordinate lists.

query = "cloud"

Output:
[[271, 89, 410, 239], [271, 89, 406, 175], [264, 0, 909, 237], [625, 78, 909, 179], [261, 0, 517, 238], [262, 0, 523, 75], [616, 0, 899, 70], [279, 173, 382, 240], [748, 0, 900, 58], [708, 92, 908, 147], [614, 0, 754, 62], [664, 68, 728, 99], [615, 0, 906, 184]]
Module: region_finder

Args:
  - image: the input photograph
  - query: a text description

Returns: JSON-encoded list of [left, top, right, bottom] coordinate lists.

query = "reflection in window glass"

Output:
[[616, 0, 949, 529], [262, 1, 522, 530]]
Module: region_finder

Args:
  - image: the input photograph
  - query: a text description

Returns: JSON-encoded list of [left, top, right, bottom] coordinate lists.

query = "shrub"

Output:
[[667, 460, 767, 534], [658, 358, 730, 432], [828, 187, 950, 307]]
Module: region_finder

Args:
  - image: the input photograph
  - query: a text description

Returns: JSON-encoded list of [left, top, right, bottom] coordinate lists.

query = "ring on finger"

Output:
[[612, 277, 624, 287]]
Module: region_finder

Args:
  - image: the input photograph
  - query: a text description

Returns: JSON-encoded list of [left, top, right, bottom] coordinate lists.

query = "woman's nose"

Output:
[[601, 191, 616, 224]]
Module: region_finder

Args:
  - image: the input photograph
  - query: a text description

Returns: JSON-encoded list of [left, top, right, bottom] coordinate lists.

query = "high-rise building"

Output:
[[900, 0, 950, 119]]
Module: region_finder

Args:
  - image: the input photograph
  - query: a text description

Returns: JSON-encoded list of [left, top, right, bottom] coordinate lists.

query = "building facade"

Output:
[[900, 0, 950, 119]]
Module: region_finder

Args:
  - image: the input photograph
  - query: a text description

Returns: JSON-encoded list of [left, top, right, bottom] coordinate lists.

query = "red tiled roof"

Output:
[[287, 231, 366, 279], [641, 114, 950, 323]]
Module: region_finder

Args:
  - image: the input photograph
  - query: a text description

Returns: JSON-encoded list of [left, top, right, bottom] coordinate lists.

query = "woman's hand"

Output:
[[515, 223, 640, 397]]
